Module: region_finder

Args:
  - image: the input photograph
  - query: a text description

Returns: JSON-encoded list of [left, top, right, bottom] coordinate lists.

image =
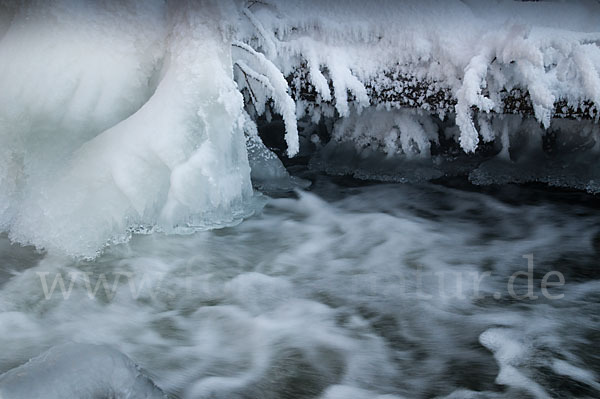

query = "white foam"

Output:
[[0, 179, 599, 397], [552, 359, 600, 392], [320, 384, 403, 399], [479, 328, 549, 399]]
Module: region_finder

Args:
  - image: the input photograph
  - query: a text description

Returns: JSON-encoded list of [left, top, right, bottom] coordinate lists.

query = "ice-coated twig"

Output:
[[233, 40, 299, 156], [234, 62, 259, 105], [242, 6, 278, 60], [455, 52, 495, 152]]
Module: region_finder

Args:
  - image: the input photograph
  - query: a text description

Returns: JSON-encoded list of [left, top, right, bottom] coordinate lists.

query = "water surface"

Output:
[[0, 175, 598, 398]]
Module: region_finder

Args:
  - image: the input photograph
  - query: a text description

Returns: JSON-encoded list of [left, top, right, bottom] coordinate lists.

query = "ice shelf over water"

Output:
[[0, 0, 599, 257]]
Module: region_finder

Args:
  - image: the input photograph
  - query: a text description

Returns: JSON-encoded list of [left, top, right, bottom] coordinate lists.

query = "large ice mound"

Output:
[[0, 1, 257, 258]]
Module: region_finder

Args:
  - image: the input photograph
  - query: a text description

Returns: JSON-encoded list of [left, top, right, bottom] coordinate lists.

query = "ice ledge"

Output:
[[0, 343, 166, 399]]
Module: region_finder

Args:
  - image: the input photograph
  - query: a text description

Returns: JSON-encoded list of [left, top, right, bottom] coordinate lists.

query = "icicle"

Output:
[[498, 118, 511, 161], [478, 113, 495, 143], [395, 112, 432, 159]]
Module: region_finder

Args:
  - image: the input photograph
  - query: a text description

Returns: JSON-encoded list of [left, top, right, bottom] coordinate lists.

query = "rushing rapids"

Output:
[[0, 2, 600, 398]]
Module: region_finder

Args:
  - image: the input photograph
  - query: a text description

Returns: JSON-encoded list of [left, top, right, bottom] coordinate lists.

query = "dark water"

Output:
[[0, 174, 599, 398]]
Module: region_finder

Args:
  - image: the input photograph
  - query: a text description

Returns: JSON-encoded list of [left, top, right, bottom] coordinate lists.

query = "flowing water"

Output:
[[0, 172, 599, 399]]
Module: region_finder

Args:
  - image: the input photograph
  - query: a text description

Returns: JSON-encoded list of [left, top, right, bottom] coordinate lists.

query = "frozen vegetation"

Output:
[[0, 0, 599, 256]]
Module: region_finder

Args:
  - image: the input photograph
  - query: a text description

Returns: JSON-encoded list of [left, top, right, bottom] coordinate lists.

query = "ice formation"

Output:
[[1, 0, 599, 256], [0, 343, 166, 398], [0, 1, 256, 258]]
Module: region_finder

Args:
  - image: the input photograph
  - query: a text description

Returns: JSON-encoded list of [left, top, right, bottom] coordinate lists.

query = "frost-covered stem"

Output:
[[247, 1, 268, 9], [234, 63, 259, 105], [234, 60, 275, 92], [455, 52, 495, 152], [232, 40, 299, 156], [242, 6, 277, 59]]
